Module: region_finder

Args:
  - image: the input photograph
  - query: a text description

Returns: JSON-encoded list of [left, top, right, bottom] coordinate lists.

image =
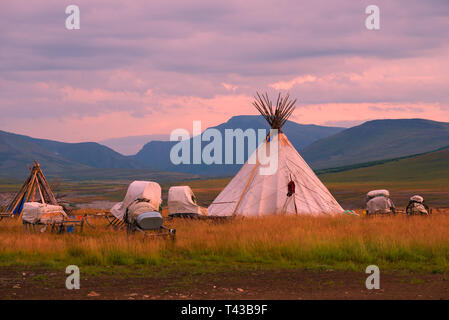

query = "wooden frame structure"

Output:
[[1, 161, 89, 233], [6, 161, 58, 217]]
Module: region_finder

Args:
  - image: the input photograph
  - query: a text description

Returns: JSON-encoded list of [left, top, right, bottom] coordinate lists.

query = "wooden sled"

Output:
[[0, 212, 13, 223], [105, 212, 176, 240], [167, 212, 229, 222], [23, 215, 92, 234], [167, 212, 206, 219]]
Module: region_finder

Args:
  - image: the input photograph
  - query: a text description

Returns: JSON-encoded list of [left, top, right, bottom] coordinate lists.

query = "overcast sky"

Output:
[[1, 0, 448, 142]]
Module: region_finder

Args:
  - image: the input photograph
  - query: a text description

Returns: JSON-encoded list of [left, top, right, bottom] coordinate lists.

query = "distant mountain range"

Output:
[[1, 117, 448, 179], [133, 115, 344, 175], [0, 129, 198, 181]]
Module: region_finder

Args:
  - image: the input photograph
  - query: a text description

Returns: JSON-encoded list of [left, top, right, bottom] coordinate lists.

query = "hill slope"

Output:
[[318, 146, 449, 208], [0, 130, 89, 177], [302, 119, 449, 169], [320, 146, 449, 183], [0, 130, 138, 178], [31, 138, 141, 169]]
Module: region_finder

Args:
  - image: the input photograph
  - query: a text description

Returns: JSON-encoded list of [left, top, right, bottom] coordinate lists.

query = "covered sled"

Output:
[[366, 189, 396, 215], [22, 202, 85, 233], [406, 195, 429, 216], [109, 181, 175, 238], [168, 186, 208, 218]]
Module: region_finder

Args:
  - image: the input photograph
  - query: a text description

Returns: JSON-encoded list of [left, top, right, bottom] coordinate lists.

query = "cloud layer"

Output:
[[1, 0, 448, 141]]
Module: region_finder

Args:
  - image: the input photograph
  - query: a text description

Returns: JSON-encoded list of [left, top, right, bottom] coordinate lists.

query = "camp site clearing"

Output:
[[1, 204, 449, 299], [1, 96, 449, 299], [1, 148, 449, 299]]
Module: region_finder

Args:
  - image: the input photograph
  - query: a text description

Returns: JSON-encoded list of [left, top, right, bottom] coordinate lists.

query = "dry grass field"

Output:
[[1, 211, 449, 273], [1, 211, 449, 299], [1, 175, 448, 299]]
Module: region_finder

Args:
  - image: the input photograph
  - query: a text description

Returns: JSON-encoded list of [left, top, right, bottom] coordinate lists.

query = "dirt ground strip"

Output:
[[1, 267, 449, 300]]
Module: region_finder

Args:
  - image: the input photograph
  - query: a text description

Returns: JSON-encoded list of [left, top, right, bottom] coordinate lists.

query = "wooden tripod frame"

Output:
[[6, 161, 58, 217]]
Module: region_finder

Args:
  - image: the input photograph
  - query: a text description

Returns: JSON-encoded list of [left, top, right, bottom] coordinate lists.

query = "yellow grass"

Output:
[[1, 212, 449, 273]]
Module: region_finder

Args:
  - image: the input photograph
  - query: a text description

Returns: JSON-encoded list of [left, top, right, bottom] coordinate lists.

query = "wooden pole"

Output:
[[36, 165, 58, 205]]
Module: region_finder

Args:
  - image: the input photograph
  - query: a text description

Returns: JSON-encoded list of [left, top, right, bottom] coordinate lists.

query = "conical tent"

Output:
[[6, 161, 59, 217], [208, 92, 344, 217]]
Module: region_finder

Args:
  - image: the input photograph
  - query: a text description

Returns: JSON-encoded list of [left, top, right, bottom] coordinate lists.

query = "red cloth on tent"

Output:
[[287, 180, 295, 197]]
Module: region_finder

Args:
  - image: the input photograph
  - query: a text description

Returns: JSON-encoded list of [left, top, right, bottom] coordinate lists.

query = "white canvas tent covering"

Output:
[[22, 202, 67, 224], [111, 181, 162, 221], [208, 92, 343, 217], [208, 133, 344, 217], [168, 186, 208, 215]]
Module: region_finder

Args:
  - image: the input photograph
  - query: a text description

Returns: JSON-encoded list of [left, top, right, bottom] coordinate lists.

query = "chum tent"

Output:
[[208, 92, 344, 217], [168, 186, 208, 216]]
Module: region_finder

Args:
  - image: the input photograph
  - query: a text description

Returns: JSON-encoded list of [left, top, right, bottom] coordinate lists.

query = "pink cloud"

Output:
[[1, 0, 449, 142]]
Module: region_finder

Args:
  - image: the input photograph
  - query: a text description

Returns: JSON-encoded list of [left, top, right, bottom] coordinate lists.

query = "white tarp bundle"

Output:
[[208, 133, 344, 217], [168, 186, 208, 215], [407, 195, 428, 215], [22, 202, 67, 224], [366, 189, 390, 200], [366, 189, 395, 214], [111, 181, 162, 221], [410, 195, 424, 203]]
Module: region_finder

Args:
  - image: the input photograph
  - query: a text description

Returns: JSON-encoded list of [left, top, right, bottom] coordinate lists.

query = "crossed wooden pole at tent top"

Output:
[[252, 92, 297, 131], [6, 161, 58, 217]]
